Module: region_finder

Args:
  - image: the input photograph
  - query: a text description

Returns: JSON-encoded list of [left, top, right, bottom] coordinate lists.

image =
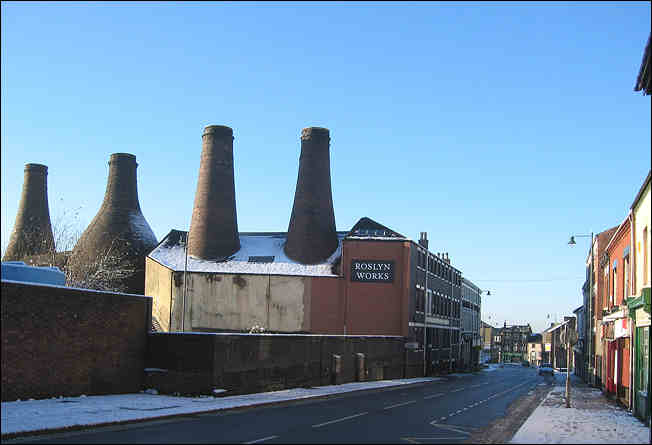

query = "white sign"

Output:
[[426, 316, 450, 326]]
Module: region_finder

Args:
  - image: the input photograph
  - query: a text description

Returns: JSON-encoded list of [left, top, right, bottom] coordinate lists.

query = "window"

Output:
[[603, 265, 609, 310], [612, 261, 617, 307], [623, 252, 630, 300]]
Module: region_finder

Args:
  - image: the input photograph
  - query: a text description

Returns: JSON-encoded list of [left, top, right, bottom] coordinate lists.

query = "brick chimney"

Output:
[[187, 125, 240, 260], [3, 164, 55, 261], [284, 127, 338, 264], [69, 153, 157, 294]]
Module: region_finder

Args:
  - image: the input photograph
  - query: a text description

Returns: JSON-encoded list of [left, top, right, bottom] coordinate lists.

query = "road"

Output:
[[13, 365, 559, 444]]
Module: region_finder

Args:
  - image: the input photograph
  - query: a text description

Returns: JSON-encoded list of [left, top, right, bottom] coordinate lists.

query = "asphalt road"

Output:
[[14, 365, 560, 444]]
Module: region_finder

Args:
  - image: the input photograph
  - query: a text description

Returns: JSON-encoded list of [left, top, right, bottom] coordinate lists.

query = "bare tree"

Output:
[[3, 201, 137, 294]]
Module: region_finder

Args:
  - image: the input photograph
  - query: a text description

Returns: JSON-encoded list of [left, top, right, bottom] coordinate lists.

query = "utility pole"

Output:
[[566, 324, 571, 408], [182, 232, 189, 332]]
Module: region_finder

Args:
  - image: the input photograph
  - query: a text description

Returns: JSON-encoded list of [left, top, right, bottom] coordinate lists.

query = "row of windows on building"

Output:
[[415, 288, 460, 318], [414, 327, 461, 348], [416, 250, 461, 285]]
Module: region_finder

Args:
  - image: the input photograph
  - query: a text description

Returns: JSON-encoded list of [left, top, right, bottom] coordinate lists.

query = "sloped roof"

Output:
[[634, 33, 651, 95], [148, 229, 346, 277], [345, 217, 407, 240]]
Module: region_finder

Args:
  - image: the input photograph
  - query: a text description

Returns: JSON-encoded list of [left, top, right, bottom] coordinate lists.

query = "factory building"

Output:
[[145, 124, 465, 371]]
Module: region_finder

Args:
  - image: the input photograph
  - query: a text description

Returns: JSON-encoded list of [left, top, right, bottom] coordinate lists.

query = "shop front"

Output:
[[627, 287, 650, 425]]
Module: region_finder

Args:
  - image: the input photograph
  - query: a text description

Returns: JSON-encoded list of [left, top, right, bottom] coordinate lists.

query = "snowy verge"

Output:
[[1, 377, 441, 436], [510, 385, 650, 444]]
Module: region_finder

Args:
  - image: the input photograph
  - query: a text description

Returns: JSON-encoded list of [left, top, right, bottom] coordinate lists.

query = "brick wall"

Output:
[[145, 333, 417, 396], [1, 280, 151, 401]]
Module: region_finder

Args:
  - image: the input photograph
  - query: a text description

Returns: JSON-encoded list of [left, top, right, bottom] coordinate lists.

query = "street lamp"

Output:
[[568, 232, 593, 386]]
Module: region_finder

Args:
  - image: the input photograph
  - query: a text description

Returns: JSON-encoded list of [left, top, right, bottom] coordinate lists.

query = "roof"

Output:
[[630, 170, 651, 210], [545, 318, 574, 333], [148, 229, 347, 277], [345, 217, 407, 240], [573, 305, 584, 314], [634, 32, 651, 95], [527, 334, 542, 343]]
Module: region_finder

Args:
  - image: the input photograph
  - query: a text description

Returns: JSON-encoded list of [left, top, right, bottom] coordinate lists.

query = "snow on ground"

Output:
[[511, 385, 650, 444], [1, 377, 440, 436], [481, 364, 500, 372]]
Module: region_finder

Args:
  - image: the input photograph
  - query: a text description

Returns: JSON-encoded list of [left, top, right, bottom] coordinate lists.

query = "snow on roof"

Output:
[[148, 230, 346, 277]]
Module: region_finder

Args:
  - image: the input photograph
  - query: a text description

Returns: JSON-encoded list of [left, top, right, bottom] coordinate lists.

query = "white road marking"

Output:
[[451, 388, 464, 392], [312, 412, 368, 428], [424, 393, 445, 399], [243, 436, 278, 444], [384, 400, 417, 410]]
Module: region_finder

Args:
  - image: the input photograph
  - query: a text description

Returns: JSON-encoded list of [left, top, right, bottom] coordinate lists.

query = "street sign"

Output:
[[561, 330, 578, 346]]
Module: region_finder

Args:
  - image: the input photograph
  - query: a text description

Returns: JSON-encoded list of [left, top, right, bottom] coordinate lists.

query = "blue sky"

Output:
[[2, 1, 650, 333]]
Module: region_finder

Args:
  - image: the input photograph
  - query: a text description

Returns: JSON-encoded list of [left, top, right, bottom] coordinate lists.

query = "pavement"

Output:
[[511, 374, 650, 444]]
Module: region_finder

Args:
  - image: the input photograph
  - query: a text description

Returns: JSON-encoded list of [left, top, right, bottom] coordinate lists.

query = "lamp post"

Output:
[[568, 233, 593, 385], [481, 290, 491, 364]]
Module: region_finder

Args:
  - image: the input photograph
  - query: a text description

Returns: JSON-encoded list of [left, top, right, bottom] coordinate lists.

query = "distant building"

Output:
[[496, 323, 532, 363], [480, 321, 498, 363], [527, 333, 543, 367], [545, 317, 576, 371], [573, 305, 586, 380]]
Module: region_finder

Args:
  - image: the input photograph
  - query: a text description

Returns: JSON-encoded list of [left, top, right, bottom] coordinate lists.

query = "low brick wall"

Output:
[[1, 280, 152, 401], [145, 333, 418, 396]]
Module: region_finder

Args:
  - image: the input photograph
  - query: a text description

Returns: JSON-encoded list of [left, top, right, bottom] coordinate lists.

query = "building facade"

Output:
[[585, 226, 619, 388], [145, 217, 466, 374], [495, 323, 532, 364], [602, 216, 632, 408], [461, 278, 482, 370], [626, 171, 651, 424], [573, 305, 586, 380], [527, 333, 543, 367], [547, 317, 576, 371], [480, 321, 498, 363]]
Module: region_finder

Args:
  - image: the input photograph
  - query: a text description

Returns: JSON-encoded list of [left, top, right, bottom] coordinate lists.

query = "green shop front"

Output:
[[627, 286, 650, 426]]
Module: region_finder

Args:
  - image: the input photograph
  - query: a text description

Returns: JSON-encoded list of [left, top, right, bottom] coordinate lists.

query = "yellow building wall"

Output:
[[633, 180, 651, 295], [145, 257, 173, 332]]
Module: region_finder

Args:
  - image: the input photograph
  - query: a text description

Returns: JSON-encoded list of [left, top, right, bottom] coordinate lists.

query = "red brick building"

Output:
[[601, 215, 632, 407]]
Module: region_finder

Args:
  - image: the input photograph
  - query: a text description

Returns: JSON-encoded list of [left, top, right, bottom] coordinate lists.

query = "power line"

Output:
[[472, 278, 584, 283]]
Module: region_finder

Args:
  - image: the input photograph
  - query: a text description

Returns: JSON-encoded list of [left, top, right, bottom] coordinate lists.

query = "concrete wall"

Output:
[[147, 255, 328, 333], [146, 257, 173, 331], [180, 273, 309, 332], [145, 333, 414, 396], [1, 280, 151, 401]]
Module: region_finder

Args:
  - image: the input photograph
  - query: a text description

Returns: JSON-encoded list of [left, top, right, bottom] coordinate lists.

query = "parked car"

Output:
[[538, 363, 554, 376]]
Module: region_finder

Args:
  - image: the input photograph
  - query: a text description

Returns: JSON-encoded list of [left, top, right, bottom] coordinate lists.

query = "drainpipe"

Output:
[[628, 212, 634, 411], [423, 251, 428, 377]]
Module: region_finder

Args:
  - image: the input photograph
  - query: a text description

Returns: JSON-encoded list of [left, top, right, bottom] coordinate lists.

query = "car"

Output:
[[538, 363, 554, 376], [522, 361, 530, 367]]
